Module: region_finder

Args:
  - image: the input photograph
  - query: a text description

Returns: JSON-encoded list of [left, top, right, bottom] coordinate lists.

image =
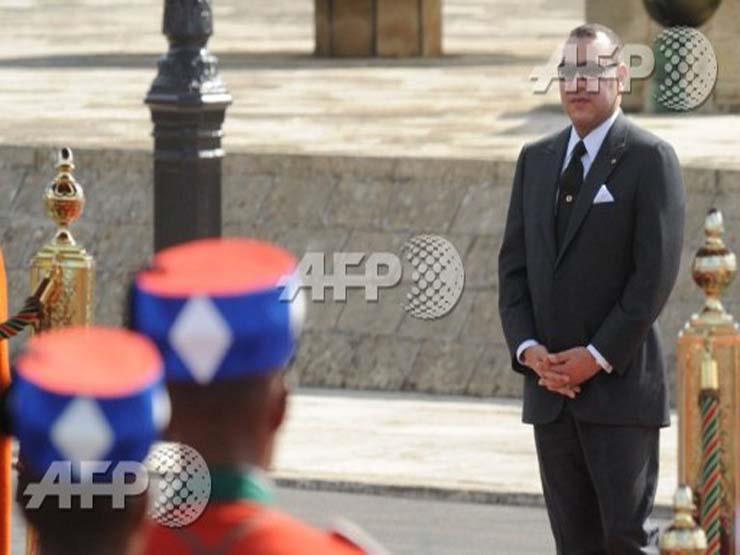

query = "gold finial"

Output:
[[690, 209, 737, 328], [44, 147, 85, 246], [660, 485, 708, 554]]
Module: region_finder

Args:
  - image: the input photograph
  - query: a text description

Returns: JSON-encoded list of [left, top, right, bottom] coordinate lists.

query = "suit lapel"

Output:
[[554, 114, 629, 269], [538, 128, 570, 266]]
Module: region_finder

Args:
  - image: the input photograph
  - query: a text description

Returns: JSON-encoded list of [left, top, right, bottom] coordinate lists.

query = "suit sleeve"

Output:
[[498, 146, 537, 374], [590, 141, 686, 376]]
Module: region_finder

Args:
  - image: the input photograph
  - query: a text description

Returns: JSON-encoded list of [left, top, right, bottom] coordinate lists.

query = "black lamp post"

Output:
[[145, 0, 232, 252]]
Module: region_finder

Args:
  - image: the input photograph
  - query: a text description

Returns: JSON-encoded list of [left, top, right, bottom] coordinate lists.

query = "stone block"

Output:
[[316, 0, 441, 58], [421, 0, 443, 56], [10, 170, 51, 221], [451, 181, 510, 236], [303, 300, 344, 332], [377, 0, 421, 58], [94, 270, 134, 327], [222, 220, 261, 240], [346, 334, 422, 389], [331, 0, 374, 57], [462, 235, 501, 289], [383, 180, 466, 233], [682, 167, 717, 195], [0, 168, 24, 219], [257, 175, 337, 228], [467, 343, 523, 398], [718, 170, 740, 196], [294, 331, 357, 388], [266, 226, 351, 271], [73, 151, 152, 225], [324, 178, 395, 230], [1, 214, 67, 271], [343, 230, 410, 257], [314, 0, 332, 56], [223, 173, 273, 226], [404, 340, 484, 395], [335, 285, 406, 335], [460, 289, 506, 344], [85, 222, 152, 273]]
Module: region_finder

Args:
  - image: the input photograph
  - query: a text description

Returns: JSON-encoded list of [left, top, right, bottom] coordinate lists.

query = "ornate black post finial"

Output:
[[163, 0, 213, 47]]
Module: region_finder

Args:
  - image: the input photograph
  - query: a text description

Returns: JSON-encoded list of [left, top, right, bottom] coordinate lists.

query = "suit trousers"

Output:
[[533, 404, 660, 555]]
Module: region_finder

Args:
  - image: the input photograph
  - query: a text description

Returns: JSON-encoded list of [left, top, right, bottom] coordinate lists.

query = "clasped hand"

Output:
[[522, 345, 601, 399]]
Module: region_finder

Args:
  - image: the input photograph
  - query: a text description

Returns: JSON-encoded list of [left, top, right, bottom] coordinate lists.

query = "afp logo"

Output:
[[280, 235, 465, 321]]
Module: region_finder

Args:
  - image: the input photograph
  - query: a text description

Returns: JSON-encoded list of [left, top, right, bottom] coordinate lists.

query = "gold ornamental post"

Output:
[[25, 147, 95, 555], [29, 147, 95, 330], [670, 208, 739, 554]]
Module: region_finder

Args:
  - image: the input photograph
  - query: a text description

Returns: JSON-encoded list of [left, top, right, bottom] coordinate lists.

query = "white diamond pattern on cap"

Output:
[[50, 398, 114, 464], [169, 296, 233, 384]]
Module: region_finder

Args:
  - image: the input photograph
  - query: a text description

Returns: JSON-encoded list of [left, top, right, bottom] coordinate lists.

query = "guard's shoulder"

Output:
[[234, 508, 383, 554]]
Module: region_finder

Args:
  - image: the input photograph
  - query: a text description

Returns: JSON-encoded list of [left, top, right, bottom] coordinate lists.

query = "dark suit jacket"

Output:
[[498, 113, 685, 427]]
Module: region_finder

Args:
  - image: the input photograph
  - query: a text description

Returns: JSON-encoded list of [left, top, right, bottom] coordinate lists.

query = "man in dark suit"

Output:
[[498, 23, 686, 554]]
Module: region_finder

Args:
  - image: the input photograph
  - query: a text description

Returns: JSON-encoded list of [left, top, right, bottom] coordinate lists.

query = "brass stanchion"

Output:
[[25, 147, 95, 555], [663, 208, 738, 554], [29, 147, 95, 329]]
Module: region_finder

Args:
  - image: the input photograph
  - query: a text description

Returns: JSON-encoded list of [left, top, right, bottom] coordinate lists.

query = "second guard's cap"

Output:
[[131, 238, 305, 385]]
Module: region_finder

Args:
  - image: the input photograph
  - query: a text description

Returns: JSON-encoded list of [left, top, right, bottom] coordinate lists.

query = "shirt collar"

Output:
[[566, 108, 621, 161], [209, 466, 276, 505]]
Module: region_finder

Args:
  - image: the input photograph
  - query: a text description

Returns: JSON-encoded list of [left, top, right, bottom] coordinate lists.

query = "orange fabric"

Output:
[[16, 327, 161, 398], [144, 502, 365, 555], [138, 238, 297, 298], [0, 250, 11, 555]]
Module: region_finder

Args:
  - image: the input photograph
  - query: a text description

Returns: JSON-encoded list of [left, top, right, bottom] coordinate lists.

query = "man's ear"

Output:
[[617, 62, 629, 94]]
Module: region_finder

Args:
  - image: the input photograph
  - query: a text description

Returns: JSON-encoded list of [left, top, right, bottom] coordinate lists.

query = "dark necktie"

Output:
[[556, 140, 587, 250]]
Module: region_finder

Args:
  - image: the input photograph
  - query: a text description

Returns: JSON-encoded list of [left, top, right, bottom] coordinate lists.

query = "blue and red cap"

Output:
[[131, 238, 305, 384], [11, 327, 170, 479]]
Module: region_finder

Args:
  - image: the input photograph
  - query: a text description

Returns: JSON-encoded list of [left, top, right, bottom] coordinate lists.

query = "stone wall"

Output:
[[1, 145, 738, 402]]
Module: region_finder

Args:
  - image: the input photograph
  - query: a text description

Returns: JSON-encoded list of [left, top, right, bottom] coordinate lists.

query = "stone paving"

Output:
[[0, 0, 738, 167], [270, 389, 680, 509]]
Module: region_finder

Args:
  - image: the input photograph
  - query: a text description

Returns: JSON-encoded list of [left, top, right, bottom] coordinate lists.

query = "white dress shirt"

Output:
[[516, 109, 621, 373]]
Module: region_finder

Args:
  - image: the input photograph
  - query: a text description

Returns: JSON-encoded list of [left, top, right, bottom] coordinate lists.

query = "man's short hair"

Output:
[[568, 23, 624, 61]]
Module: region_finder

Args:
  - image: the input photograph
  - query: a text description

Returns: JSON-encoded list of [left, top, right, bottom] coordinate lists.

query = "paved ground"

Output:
[[273, 389, 678, 510], [279, 487, 557, 554], [0, 0, 738, 167], [280, 487, 671, 555]]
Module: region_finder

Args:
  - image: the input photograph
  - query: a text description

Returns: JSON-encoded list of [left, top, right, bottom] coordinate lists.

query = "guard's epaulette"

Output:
[[329, 518, 391, 555]]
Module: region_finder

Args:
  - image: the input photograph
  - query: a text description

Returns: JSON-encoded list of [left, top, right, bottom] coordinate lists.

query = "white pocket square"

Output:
[[593, 184, 615, 204]]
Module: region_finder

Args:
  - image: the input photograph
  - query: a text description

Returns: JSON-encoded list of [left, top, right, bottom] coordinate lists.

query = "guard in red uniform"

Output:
[[131, 238, 387, 555]]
